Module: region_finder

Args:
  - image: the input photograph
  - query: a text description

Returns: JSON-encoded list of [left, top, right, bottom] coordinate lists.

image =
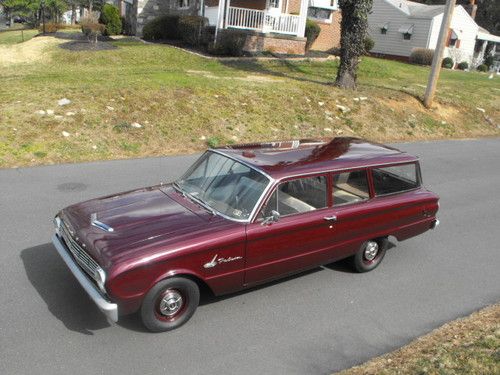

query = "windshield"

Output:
[[175, 151, 270, 221]]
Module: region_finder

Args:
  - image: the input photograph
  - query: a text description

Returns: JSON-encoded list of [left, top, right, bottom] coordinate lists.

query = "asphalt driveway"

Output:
[[1, 138, 499, 375]]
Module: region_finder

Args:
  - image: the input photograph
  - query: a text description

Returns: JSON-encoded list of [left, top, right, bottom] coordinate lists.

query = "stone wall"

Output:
[[219, 30, 306, 55]]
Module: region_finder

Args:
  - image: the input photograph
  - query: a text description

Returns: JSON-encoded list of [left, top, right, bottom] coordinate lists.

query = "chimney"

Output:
[[466, 0, 478, 20]]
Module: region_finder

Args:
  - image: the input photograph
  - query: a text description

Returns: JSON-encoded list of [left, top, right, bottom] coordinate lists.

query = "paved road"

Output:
[[1, 139, 499, 375]]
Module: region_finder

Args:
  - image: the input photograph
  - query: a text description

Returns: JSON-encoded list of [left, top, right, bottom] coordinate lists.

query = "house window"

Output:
[[269, 0, 280, 8], [446, 29, 460, 48], [398, 24, 414, 40], [307, 7, 332, 22], [178, 0, 190, 8]]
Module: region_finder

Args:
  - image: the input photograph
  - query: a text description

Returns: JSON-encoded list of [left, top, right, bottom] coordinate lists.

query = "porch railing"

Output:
[[226, 7, 300, 36]]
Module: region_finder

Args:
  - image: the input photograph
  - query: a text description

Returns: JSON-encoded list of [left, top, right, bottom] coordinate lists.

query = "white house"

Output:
[[367, 0, 500, 65]]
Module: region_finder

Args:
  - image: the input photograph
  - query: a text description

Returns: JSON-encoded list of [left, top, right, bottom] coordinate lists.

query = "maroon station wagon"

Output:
[[52, 137, 440, 332]]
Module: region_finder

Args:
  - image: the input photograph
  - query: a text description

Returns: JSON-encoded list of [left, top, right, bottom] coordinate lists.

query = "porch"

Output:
[[200, 0, 309, 38]]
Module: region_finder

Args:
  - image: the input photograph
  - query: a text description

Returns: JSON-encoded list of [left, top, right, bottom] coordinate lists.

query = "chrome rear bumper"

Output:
[[52, 234, 118, 322], [431, 219, 440, 229]]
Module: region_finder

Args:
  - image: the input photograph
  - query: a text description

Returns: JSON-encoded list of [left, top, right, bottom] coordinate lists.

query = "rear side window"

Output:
[[333, 170, 370, 205], [261, 176, 327, 218], [372, 163, 419, 196]]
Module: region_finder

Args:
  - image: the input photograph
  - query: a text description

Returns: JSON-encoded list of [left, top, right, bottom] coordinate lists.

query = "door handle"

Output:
[[324, 215, 337, 222]]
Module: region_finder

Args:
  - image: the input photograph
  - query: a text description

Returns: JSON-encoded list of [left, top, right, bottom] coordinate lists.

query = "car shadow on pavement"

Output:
[[20, 243, 111, 335]]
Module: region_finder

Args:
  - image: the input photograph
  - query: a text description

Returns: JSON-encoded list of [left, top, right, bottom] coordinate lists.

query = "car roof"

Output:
[[215, 137, 418, 180]]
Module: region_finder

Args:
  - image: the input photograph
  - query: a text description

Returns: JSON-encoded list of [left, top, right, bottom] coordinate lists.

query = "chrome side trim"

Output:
[[52, 234, 118, 323], [91, 213, 114, 232]]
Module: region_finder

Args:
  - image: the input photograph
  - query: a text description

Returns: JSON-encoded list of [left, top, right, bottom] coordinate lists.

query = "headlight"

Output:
[[53, 216, 61, 236], [94, 268, 107, 294]]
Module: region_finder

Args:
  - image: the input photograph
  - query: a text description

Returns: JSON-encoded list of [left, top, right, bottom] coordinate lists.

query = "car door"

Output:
[[244, 174, 338, 286]]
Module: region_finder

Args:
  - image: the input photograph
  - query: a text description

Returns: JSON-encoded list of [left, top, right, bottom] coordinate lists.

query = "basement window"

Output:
[[178, 0, 190, 8], [380, 22, 389, 34]]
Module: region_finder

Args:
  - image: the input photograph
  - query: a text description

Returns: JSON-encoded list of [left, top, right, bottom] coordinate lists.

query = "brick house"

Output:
[[129, 0, 341, 54]]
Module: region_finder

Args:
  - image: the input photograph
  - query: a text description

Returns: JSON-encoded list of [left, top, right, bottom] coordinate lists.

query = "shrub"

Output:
[[305, 19, 320, 51], [364, 37, 375, 54], [121, 17, 132, 35], [209, 30, 247, 56], [477, 64, 488, 72], [81, 15, 105, 44], [142, 15, 180, 41], [409, 48, 434, 65], [178, 15, 209, 46], [457, 61, 469, 70], [442, 56, 453, 69], [39, 22, 60, 33], [484, 55, 494, 68], [99, 4, 122, 35]]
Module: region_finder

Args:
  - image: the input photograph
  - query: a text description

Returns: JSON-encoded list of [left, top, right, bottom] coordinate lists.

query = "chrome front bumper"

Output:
[[52, 234, 118, 322]]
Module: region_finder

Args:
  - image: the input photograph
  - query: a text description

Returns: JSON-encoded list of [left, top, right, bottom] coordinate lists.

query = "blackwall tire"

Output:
[[352, 237, 388, 273], [140, 277, 200, 332]]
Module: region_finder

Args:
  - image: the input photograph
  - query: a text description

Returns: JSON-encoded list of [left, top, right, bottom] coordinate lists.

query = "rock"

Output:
[[214, 95, 219, 98], [62, 131, 70, 137], [326, 116, 334, 122], [200, 136, 206, 141], [336, 129, 343, 135], [353, 98, 360, 102], [65, 112, 76, 116], [323, 128, 332, 132], [46, 109, 54, 116], [35, 110, 46, 115], [131, 122, 142, 128], [336, 104, 350, 113], [58, 98, 71, 106], [231, 135, 238, 141], [106, 106, 114, 111], [54, 115, 64, 120], [318, 101, 325, 106], [305, 97, 311, 103], [441, 121, 447, 125], [13, 128, 18, 131], [92, 145, 97, 150], [476, 107, 486, 113], [294, 125, 299, 129], [359, 97, 368, 101]]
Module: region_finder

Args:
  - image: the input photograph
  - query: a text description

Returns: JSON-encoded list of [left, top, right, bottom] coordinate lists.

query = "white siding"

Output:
[[368, 0, 432, 57], [444, 7, 478, 63]]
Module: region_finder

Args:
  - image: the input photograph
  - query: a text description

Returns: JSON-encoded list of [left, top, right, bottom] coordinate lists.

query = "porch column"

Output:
[[214, 0, 226, 42], [297, 0, 308, 38]]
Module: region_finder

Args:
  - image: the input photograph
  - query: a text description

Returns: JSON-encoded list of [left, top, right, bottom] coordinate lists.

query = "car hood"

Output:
[[60, 185, 218, 267]]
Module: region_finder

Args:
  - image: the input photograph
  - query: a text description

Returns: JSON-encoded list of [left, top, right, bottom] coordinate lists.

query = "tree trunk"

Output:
[[71, 5, 76, 24], [335, 0, 373, 90]]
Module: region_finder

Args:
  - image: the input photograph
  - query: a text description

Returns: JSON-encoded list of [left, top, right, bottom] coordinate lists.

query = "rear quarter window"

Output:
[[372, 163, 420, 196]]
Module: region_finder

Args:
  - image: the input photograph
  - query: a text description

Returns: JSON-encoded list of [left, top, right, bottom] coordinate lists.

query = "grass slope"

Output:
[[0, 34, 498, 167], [338, 303, 500, 375], [0, 29, 39, 45]]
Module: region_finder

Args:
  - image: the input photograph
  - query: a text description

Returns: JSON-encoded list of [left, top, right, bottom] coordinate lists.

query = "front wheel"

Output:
[[141, 277, 200, 332], [351, 238, 388, 273]]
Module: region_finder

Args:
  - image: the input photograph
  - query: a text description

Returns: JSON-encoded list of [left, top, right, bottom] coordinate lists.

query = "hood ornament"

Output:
[[91, 213, 114, 232]]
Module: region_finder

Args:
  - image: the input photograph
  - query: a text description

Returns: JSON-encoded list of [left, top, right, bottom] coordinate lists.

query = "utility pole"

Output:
[[423, 0, 456, 108]]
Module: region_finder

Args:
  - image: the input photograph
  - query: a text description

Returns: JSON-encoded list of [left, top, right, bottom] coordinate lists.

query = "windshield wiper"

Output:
[[172, 181, 186, 197], [187, 193, 218, 217], [174, 182, 217, 217]]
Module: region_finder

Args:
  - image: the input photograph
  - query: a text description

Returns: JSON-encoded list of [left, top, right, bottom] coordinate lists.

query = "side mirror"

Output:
[[262, 210, 280, 225]]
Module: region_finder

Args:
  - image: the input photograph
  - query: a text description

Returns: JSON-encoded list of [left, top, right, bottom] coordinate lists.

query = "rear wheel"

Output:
[[141, 277, 200, 332], [352, 238, 388, 273]]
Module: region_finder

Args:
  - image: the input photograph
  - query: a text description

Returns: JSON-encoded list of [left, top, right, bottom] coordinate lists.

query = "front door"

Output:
[[244, 174, 338, 286]]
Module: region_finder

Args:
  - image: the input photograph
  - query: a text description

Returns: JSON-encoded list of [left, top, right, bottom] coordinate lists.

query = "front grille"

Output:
[[60, 220, 100, 282]]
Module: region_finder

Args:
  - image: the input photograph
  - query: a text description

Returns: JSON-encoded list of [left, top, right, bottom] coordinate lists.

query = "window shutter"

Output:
[[445, 29, 452, 47], [456, 39, 461, 48]]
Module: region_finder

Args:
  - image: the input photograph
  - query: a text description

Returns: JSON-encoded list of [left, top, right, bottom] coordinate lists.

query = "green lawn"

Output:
[[0, 34, 498, 167], [0, 29, 39, 45]]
